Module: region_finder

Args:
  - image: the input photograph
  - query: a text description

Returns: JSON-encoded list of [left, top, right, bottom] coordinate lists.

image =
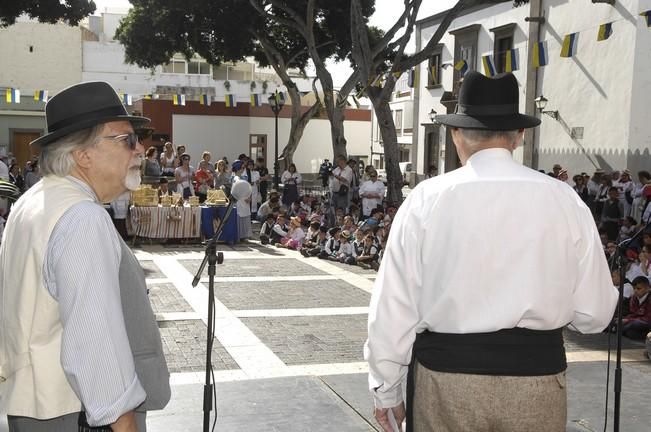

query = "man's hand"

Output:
[[111, 411, 138, 432], [374, 403, 406, 432]]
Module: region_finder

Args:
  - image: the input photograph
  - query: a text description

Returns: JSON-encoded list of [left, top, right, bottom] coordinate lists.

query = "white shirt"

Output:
[[364, 148, 618, 408], [359, 180, 385, 216], [329, 165, 353, 193], [281, 170, 302, 186]]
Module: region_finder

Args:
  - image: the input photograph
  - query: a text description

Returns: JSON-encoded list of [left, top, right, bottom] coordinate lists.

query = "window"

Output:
[[427, 46, 443, 87], [162, 60, 186, 74], [188, 61, 211, 75], [450, 24, 480, 93], [490, 24, 516, 73], [395, 110, 403, 134]]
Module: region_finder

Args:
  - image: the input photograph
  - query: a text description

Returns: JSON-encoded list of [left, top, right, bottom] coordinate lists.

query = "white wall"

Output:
[[172, 114, 371, 175], [0, 19, 82, 93], [415, 0, 648, 178]]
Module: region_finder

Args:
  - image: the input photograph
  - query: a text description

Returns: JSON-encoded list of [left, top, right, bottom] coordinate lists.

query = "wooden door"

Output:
[[249, 134, 267, 164], [12, 131, 41, 171]]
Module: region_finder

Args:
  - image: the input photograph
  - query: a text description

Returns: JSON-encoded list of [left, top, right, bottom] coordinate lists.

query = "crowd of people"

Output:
[[548, 163, 651, 341]]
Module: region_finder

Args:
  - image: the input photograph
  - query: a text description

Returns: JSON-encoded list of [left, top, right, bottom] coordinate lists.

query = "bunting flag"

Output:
[[33, 90, 48, 102], [173, 94, 185, 106], [5, 88, 20, 103], [597, 22, 613, 41], [430, 65, 438, 84], [481, 55, 496, 77], [407, 68, 416, 87], [454, 59, 469, 76], [225, 94, 237, 108], [250, 93, 263, 107], [532, 41, 548, 68], [199, 94, 211, 106], [641, 11, 651, 27], [560, 33, 578, 58], [370, 74, 383, 88], [143, 94, 159, 100], [120, 93, 133, 106], [275, 91, 285, 105], [505, 48, 519, 72]]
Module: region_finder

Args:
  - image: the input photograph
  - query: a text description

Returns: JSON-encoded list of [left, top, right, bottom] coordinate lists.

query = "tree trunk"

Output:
[[280, 83, 321, 169], [370, 88, 403, 204], [321, 84, 348, 159]]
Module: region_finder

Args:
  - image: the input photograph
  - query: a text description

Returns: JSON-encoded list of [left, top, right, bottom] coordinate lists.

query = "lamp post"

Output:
[[534, 95, 559, 120], [268, 90, 285, 190], [428, 108, 437, 123]]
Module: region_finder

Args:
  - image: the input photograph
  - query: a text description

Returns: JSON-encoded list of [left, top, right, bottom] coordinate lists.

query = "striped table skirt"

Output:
[[129, 205, 201, 239]]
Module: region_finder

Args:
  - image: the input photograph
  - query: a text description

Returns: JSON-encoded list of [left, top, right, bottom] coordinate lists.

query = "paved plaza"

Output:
[[1, 240, 650, 431]]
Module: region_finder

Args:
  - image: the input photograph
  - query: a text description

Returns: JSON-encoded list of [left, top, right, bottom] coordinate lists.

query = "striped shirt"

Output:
[[43, 177, 146, 426]]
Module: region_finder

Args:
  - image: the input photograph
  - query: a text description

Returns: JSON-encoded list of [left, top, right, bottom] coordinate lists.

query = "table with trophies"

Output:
[[128, 186, 237, 242], [129, 186, 201, 240]]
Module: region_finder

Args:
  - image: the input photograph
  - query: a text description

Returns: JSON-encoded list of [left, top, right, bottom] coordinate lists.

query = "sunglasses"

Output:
[[100, 133, 139, 150]]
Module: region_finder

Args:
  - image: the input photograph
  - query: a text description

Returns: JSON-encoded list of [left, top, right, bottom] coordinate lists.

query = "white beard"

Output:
[[124, 167, 142, 191], [124, 156, 142, 191]]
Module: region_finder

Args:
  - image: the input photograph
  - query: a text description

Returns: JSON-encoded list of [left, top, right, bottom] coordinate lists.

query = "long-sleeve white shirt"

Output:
[[364, 148, 618, 408], [359, 180, 386, 216]]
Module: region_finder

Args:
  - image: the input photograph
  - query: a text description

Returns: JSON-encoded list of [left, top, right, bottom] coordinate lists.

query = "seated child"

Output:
[[259, 214, 276, 245], [319, 227, 341, 260], [333, 230, 356, 265], [622, 276, 651, 340], [356, 232, 381, 270], [270, 214, 289, 245], [277, 216, 305, 250], [301, 225, 328, 257]]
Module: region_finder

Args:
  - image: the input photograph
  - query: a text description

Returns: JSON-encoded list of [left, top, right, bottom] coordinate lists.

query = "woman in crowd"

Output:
[[281, 163, 301, 207], [160, 141, 177, 176], [194, 160, 214, 203], [632, 171, 651, 222], [214, 159, 231, 190], [359, 169, 385, 220], [175, 153, 195, 199], [142, 146, 161, 178], [24, 160, 41, 190], [595, 175, 612, 220]]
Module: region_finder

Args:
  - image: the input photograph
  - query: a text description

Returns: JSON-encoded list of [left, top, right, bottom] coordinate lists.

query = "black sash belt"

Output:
[[405, 327, 566, 432]]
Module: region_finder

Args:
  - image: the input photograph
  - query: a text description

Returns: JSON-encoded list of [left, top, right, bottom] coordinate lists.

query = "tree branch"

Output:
[[371, 0, 415, 58]]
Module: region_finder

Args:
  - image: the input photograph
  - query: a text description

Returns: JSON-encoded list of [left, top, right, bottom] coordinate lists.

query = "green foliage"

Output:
[[0, 0, 96, 27]]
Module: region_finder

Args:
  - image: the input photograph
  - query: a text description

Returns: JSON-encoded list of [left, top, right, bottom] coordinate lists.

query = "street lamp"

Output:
[[428, 108, 437, 123], [534, 95, 559, 120], [268, 90, 285, 190]]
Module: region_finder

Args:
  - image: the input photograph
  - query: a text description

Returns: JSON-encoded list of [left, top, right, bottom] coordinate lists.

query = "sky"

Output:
[[91, 0, 458, 86]]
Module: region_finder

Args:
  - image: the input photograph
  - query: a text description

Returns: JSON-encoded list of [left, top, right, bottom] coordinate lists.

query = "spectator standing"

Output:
[[573, 175, 589, 203], [348, 159, 360, 204], [202, 151, 216, 176], [110, 190, 130, 240], [160, 142, 176, 176], [619, 170, 635, 216], [248, 159, 260, 217], [24, 160, 42, 189], [8, 164, 25, 192], [194, 161, 214, 203], [255, 157, 270, 203], [601, 187, 625, 241], [360, 170, 385, 219], [175, 153, 195, 199], [142, 146, 161, 178], [329, 155, 353, 214], [281, 163, 302, 207], [214, 159, 231, 190]]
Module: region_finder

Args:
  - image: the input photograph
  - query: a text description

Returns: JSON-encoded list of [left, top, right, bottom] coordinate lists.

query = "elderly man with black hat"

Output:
[[365, 72, 617, 432], [0, 82, 170, 431]]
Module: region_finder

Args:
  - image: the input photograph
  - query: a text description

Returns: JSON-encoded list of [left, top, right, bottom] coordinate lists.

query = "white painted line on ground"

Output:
[[152, 255, 290, 378], [146, 278, 171, 285], [200, 275, 339, 283], [566, 349, 646, 363], [232, 307, 369, 318], [156, 312, 202, 322], [170, 370, 248, 385]]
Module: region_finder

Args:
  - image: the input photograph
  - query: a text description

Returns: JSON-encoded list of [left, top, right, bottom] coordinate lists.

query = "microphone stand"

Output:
[[191, 194, 237, 432], [613, 218, 651, 432]]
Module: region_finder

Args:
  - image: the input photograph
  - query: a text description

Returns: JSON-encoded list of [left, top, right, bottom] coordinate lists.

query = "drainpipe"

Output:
[[523, 0, 543, 168]]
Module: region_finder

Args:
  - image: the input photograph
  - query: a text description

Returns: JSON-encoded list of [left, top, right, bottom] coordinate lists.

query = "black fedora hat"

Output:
[[435, 72, 540, 131], [31, 81, 150, 149]]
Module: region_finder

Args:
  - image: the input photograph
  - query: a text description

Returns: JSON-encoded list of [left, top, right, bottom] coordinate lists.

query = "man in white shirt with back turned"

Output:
[[365, 72, 617, 432]]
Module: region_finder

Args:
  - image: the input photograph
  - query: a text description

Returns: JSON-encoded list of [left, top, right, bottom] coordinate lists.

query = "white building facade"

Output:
[[412, 0, 651, 182]]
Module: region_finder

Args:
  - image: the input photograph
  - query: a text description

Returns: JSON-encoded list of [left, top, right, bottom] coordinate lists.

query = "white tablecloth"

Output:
[[129, 205, 201, 239]]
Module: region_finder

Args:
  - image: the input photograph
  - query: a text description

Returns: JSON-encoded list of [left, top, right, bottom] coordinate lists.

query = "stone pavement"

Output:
[[1, 240, 650, 431]]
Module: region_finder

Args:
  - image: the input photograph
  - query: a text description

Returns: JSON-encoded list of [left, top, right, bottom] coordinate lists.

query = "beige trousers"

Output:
[[412, 362, 566, 432]]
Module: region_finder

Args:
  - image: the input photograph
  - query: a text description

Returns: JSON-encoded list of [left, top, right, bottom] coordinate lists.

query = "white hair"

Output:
[[458, 128, 521, 146], [39, 125, 103, 177]]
